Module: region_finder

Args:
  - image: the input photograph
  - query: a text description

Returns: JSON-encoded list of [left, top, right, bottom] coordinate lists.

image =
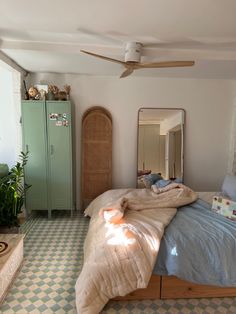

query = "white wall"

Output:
[[160, 111, 183, 135], [29, 73, 234, 207], [228, 98, 236, 175], [0, 65, 21, 168]]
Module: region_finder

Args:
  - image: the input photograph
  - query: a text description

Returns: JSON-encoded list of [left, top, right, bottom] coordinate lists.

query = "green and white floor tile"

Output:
[[1, 211, 236, 313]]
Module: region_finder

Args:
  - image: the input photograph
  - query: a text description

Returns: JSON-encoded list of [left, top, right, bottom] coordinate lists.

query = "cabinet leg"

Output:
[[48, 210, 52, 219]]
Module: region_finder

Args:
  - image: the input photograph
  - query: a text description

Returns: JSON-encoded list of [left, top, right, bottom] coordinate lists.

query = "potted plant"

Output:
[[0, 152, 30, 233]]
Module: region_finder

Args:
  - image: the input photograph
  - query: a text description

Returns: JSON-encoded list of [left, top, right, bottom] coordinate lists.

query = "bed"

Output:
[[75, 183, 236, 313], [115, 192, 236, 301]]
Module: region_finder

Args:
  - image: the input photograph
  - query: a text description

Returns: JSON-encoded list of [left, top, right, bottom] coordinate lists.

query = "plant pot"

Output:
[[47, 91, 55, 100], [0, 226, 19, 234]]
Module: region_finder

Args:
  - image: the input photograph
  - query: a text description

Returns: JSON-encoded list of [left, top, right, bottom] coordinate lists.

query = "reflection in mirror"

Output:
[[137, 108, 185, 189]]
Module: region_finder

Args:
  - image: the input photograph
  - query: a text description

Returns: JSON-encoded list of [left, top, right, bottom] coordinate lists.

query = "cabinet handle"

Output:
[[50, 145, 54, 155], [26, 144, 29, 152]]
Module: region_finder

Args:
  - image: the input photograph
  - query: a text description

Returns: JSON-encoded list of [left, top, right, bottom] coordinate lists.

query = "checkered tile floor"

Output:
[[1, 210, 236, 313]]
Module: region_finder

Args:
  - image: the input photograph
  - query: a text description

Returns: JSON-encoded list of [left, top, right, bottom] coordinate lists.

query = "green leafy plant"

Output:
[[0, 152, 30, 227]]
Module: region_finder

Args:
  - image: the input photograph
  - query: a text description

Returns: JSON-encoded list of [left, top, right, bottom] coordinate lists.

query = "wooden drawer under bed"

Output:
[[113, 275, 236, 301], [161, 276, 236, 299]]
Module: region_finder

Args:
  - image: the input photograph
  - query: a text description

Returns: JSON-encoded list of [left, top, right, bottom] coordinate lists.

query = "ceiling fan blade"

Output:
[[135, 61, 195, 69], [80, 50, 125, 65], [120, 68, 134, 78]]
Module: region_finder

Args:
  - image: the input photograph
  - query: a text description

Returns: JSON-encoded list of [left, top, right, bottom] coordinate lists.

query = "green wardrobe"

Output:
[[21, 100, 74, 218]]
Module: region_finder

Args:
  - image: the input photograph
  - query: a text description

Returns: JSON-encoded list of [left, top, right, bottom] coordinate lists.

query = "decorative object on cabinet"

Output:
[[64, 84, 71, 100], [56, 90, 67, 101], [47, 91, 55, 100], [21, 100, 74, 218], [39, 89, 46, 100], [47, 84, 70, 101], [28, 86, 40, 100], [81, 106, 112, 210], [23, 80, 29, 100], [34, 84, 48, 100], [48, 85, 59, 100]]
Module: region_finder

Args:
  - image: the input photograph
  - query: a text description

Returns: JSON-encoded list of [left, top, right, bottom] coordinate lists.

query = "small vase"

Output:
[[47, 91, 55, 100]]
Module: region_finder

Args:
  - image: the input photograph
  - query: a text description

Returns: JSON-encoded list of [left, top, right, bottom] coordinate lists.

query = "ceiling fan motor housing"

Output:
[[125, 42, 142, 63]]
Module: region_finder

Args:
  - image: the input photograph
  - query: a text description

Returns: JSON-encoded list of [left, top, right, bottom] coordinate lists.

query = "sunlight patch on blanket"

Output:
[[106, 223, 136, 246], [105, 222, 159, 250]]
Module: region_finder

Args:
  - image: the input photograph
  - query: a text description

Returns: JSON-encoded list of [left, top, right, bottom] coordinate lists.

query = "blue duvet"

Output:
[[153, 199, 236, 286]]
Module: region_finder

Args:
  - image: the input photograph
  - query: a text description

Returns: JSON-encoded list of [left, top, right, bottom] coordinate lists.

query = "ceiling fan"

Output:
[[80, 42, 195, 78]]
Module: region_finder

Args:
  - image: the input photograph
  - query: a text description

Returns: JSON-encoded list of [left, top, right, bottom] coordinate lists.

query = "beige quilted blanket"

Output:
[[75, 184, 197, 314]]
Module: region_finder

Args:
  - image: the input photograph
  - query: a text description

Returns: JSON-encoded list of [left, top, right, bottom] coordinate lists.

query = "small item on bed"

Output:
[[212, 195, 236, 221], [141, 172, 163, 188], [137, 169, 151, 177], [151, 178, 183, 193]]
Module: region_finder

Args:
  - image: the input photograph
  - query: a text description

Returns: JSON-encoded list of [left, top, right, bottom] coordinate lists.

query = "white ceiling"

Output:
[[1, 0, 236, 78]]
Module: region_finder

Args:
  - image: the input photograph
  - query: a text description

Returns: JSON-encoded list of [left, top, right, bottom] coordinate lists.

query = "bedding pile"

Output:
[[75, 184, 197, 314]]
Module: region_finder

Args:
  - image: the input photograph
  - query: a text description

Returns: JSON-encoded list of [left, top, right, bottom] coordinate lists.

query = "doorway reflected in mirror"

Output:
[[137, 108, 185, 189]]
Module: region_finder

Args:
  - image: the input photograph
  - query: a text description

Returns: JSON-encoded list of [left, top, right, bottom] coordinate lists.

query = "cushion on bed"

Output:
[[142, 173, 163, 188], [153, 178, 183, 188], [137, 169, 151, 177], [222, 175, 236, 201]]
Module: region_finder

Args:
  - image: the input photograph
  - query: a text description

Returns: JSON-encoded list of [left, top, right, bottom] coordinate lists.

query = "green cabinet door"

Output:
[[46, 101, 73, 210], [21, 101, 48, 213]]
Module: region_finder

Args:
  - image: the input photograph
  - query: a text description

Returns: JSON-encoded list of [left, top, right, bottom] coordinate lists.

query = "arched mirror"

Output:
[[137, 108, 185, 188]]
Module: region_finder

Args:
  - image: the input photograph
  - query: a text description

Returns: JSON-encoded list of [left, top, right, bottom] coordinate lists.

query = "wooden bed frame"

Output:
[[113, 275, 236, 301]]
